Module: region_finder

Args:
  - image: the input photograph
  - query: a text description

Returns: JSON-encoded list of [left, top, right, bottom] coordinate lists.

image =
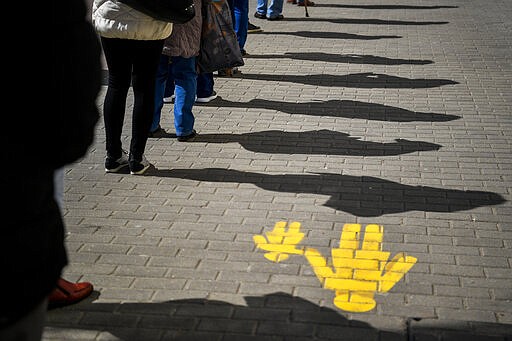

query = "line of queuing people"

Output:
[[1, 0, 321, 340]]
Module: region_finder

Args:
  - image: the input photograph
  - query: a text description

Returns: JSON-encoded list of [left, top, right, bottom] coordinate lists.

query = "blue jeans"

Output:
[[166, 72, 214, 100], [152, 55, 196, 136], [164, 67, 174, 98], [196, 72, 215, 98], [227, 0, 249, 53], [256, 0, 283, 19]]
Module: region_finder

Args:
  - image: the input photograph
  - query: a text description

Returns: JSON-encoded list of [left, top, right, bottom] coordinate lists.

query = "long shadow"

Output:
[[150, 168, 506, 217], [246, 52, 433, 65], [240, 72, 458, 88], [315, 4, 458, 9], [200, 98, 460, 122], [283, 17, 449, 25], [175, 130, 441, 156], [46, 292, 387, 340], [252, 30, 401, 40], [45, 292, 511, 341]]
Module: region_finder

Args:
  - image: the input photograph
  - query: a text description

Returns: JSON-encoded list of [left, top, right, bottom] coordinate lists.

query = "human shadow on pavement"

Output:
[[245, 52, 433, 65], [239, 72, 458, 88], [283, 17, 449, 25], [315, 4, 458, 9], [199, 98, 460, 122], [187, 130, 441, 156], [251, 31, 401, 40], [152, 168, 506, 217], [45, 292, 401, 341], [45, 292, 512, 341]]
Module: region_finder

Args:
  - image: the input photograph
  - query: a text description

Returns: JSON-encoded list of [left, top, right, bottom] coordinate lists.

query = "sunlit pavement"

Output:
[[45, 1, 511, 340]]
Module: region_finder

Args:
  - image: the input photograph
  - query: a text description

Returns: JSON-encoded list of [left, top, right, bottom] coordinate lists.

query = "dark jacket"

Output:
[[1, 0, 101, 326], [162, 0, 203, 58]]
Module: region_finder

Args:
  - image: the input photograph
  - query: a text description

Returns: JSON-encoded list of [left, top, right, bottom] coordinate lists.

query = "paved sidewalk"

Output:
[[45, 0, 511, 340]]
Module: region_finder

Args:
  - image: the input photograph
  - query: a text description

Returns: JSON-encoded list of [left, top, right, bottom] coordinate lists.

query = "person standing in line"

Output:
[[254, 0, 285, 21], [150, 0, 204, 142], [1, 0, 101, 339], [92, 0, 173, 175]]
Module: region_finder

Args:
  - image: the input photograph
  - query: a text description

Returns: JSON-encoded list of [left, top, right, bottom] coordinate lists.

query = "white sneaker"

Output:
[[163, 94, 175, 103], [196, 91, 218, 103], [129, 155, 151, 175]]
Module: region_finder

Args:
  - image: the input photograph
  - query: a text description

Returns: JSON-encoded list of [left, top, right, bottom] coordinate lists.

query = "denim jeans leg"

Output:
[[196, 72, 214, 98], [164, 62, 175, 98], [256, 0, 268, 15], [151, 55, 170, 133], [268, 0, 284, 18], [234, 0, 249, 51], [171, 56, 196, 136]]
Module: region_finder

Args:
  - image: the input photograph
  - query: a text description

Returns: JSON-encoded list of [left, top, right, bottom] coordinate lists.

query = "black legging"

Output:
[[100, 37, 164, 161]]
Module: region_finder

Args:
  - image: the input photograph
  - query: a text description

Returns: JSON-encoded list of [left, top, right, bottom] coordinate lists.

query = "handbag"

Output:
[[197, 0, 245, 73], [119, 0, 196, 24]]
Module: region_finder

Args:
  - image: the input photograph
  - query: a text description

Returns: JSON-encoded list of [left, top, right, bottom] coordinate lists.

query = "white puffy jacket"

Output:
[[92, 0, 172, 40]]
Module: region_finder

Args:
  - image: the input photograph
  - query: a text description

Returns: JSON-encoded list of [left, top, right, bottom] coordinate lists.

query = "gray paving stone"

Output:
[[45, 0, 512, 339]]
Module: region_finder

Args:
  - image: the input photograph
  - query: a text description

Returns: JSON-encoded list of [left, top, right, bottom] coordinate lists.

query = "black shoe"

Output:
[[177, 130, 197, 142], [248, 22, 262, 33], [148, 126, 167, 138], [129, 155, 151, 175], [267, 14, 284, 21], [105, 150, 129, 173], [254, 12, 266, 19]]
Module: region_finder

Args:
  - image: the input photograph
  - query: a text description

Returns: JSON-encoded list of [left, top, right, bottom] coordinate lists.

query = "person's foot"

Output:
[[267, 14, 284, 21], [177, 129, 197, 142], [287, 0, 297, 3], [105, 150, 128, 173], [217, 68, 242, 77], [254, 12, 266, 19], [196, 91, 218, 103], [247, 22, 263, 33], [48, 278, 93, 309], [129, 155, 151, 175], [163, 94, 175, 103], [298, 0, 315, 6], [148, 125, 168, 138]]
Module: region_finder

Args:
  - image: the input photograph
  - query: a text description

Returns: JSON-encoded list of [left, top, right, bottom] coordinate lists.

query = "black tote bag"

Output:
[[197, 0, 244, 73]]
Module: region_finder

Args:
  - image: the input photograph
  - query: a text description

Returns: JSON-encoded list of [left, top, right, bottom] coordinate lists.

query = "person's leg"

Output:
[[267, 0, 284, 19], [151, 54, 170, 133], [100, 37, 132, 160], [255, 0, 268, 17], [227, 0, 235, 20], [171, 56, 197, 137], [130, 39, 165, 162], [196, 72, 215, 99], [234, 0, 249, 53], [53, 168, 64, 211], [163, 62, 175, 100]]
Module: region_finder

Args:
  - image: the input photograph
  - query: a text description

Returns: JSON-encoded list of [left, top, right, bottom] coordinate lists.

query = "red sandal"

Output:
[[48, 278, 93, 309]]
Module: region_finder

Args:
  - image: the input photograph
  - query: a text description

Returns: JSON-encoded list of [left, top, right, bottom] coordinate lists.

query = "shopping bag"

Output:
[[197, 0, 245, 73]]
